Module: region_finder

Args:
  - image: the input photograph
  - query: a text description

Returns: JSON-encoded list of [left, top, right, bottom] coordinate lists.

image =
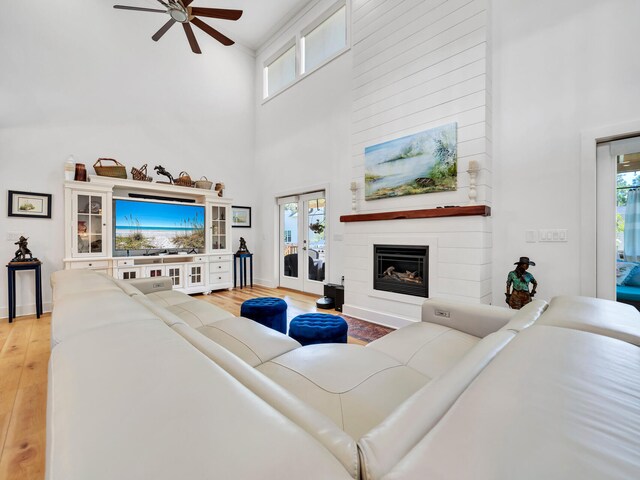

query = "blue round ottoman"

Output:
[[240, 297, 288, 334], [288, 313, 348, 346]]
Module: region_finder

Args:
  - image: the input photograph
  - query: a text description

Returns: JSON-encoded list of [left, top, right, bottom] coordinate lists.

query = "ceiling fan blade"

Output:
[[181, 0, 194, 6], [182, 23, 202, 54], [189, 7, 243, 21], [191, 17, 234, 46], [152, 19, 176, 41], [113, 5, 167, 13]]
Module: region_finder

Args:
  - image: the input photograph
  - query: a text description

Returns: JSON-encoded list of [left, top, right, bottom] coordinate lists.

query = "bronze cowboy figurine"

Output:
[[12, 236, 37, 263], [505, 256, 537, 309]]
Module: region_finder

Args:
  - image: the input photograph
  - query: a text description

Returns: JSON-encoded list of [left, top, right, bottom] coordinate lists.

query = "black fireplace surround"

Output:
[[373, 244, 429, 297]]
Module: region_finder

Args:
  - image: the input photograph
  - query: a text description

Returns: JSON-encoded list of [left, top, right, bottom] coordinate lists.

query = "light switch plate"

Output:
[[539, 229, 568, 242]]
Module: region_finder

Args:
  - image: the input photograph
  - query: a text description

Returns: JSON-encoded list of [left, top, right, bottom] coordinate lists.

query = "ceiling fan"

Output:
[[113, 0, 243, 54]]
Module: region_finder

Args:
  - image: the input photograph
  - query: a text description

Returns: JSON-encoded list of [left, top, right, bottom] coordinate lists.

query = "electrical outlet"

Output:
[[6, 232, 21, 242], [525, 230, 537, 243], [434, 309, 450, 318]]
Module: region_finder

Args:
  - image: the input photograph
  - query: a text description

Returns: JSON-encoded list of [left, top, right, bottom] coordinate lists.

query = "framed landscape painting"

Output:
[[7, 190, 52, 218], [231, 206, 251, 228], [364, 123, 458, 200]]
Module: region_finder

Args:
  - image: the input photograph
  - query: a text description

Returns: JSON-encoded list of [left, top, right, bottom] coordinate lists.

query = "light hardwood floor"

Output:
[[0, 285, 362, 479]]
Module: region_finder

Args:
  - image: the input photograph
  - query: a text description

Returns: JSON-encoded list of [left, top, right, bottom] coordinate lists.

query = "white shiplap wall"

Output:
[[343, 0, 492, 326]]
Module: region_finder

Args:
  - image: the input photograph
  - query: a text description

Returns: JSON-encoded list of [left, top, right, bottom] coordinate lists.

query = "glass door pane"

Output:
[[306, 197, 325, 282], [282, 202, 299, 279], [76, 194, 105, 255]]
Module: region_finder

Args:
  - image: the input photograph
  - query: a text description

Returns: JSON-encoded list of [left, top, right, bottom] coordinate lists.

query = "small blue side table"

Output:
[[234, 253, 253, 289], [7, 261, 42, 323]]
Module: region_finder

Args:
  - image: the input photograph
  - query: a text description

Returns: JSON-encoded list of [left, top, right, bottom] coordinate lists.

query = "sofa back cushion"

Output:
[[47, 319, 355, 480], [358, 330, 515, 480], [421, 299, 515, 337], [171, 323, 359, 478], [380, 326, 640, 480], [498, 299, 548, 332], [537, 295, 640, 346], [51, 289, 160, 348], [51, 269, 121, 304]]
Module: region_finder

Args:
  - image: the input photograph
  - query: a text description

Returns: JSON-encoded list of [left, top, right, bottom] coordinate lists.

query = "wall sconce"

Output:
[[467, 160, 480, 205]]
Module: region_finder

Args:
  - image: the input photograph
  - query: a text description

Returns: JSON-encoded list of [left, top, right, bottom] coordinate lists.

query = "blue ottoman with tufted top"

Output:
[[288, 313, 348, 346], [240, 297, 288, 334]]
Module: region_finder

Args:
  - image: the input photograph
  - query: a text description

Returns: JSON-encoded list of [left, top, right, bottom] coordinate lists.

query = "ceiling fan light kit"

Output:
[[113, 0, 243, 54]]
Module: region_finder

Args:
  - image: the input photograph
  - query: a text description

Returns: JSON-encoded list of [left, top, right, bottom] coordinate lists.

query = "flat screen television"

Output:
[[113, 198, 205, 255]]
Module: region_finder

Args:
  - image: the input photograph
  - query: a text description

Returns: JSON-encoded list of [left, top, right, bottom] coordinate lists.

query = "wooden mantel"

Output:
[[340, 205, 491, 223]]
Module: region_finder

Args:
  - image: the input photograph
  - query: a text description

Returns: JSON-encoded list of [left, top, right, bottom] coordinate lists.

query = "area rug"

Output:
[[341, 315, 395, 343]]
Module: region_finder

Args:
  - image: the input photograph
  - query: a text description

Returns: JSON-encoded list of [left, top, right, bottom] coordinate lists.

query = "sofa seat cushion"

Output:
[[144, 290, 234, 327], [197, 317, 301, 366], [381, 326, 640, 480], [166, 300, 235, 327], [366, 322, 480, 379], [257, 344, 428, 439], [537, 295, 640, 346], [48, 319, 355, 480]]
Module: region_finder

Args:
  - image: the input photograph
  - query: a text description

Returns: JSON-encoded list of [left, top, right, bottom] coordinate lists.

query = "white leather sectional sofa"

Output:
[[47, 269, 640, 479]]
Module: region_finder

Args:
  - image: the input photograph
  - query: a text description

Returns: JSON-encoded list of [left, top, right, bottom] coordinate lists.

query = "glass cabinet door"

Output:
[[74, 193, 106, 256], [210, 205, 228, 251]]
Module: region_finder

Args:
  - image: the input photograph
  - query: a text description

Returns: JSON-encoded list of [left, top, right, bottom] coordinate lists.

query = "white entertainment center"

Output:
[[63, 175, 234, 294]]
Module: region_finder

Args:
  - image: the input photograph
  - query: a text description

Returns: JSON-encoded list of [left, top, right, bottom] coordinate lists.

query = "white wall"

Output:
[[253, 0, 352, 287], [343, 0, 492, 324], [0, 0, 256, 316], [491, 0, 640, 304]]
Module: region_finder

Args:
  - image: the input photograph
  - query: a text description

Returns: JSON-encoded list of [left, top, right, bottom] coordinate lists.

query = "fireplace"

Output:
[[373, 244, 428, 297]]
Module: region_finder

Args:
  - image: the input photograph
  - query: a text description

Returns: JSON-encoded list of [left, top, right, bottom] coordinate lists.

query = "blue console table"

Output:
[[233, 253, 253, 289], [6, 261, 42, 323]]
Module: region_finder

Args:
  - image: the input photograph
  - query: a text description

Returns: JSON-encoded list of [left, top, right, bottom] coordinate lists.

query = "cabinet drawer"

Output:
[[209, 271, 231, 285], [70, 260, 110, 269], [209, 254, 229, 262], [209, 261, 230, 273], [117, 259, 135, 267], [193, 256, 208, 263]]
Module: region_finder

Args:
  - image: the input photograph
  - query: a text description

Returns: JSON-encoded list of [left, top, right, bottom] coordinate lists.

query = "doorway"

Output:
[[278, 191, 326, 295], [596, 136, 640, 303]]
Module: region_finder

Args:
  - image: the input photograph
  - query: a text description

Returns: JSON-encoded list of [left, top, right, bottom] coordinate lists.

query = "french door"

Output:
[[278, 191, 326, 295], [596, 135, 640, 300]]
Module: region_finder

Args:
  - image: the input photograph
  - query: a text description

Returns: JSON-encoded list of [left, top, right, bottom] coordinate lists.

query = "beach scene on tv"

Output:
[[114, 199, 205, 252]]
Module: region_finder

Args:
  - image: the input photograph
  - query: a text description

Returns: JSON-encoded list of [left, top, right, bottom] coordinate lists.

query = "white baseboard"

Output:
[[254, 278, 279, 288], [0, 302, 52, 320], [342, 304, 415, 329]]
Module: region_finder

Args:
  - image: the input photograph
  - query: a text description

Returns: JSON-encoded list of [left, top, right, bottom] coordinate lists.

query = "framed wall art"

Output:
[[231, 206, 251, 228], [364, 122, 458, 200], [8, 190, 52, 218]]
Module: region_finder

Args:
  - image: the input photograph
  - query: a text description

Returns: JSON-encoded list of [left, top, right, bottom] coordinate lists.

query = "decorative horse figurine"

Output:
[[154, 165, 175, 184], [12, 236, 34, 262]]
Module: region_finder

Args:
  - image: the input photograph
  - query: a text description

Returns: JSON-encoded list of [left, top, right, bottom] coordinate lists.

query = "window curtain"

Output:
[[624, 188, 640, 262]]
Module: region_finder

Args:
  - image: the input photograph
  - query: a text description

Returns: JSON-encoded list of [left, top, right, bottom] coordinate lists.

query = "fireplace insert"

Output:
[[373, 244, 428, 297]]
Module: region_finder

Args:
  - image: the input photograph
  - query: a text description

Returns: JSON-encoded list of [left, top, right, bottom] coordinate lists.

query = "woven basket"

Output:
[[94, 158, 127, 179], [195, 176, 213, 190], [131, 164, 152, 182], [174, 171, 194, 187]]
